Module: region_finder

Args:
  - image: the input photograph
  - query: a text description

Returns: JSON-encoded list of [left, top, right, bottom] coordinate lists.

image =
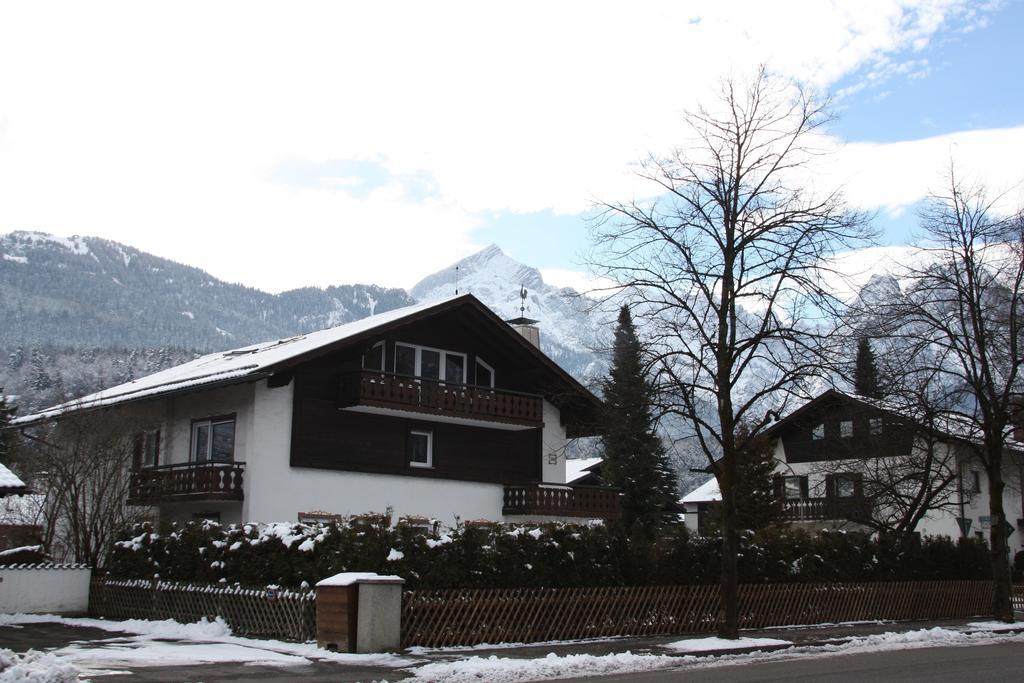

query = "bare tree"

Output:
[[806, 384, 962, 535], [872, 168, 1024, 621], [17, 409, 151, 566], [589, 68, 870, 638]]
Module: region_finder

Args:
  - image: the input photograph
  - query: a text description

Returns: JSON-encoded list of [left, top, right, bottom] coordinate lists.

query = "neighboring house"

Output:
[[679, 478, 720, 535], [11, 294, 614, 527], [565, 457, 604, 486], [0, 462, 40, 552], [681, 389, 1024, 555]]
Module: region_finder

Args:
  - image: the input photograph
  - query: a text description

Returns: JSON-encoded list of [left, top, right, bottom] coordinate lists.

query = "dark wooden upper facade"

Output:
[[286, 303, 599, 485], [770, 391, 915, 464]]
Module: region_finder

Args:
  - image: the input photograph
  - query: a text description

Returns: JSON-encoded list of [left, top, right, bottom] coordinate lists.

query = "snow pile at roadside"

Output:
[[0, 649, 79, 683], [666, 636, 790, 652], [410, 651, 679, 683]]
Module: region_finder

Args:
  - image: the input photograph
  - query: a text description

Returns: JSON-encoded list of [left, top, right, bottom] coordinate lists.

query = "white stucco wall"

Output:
[[0, 565, 91, 615], [775, 438, 1024, 553], [541, 400, 567, 484]]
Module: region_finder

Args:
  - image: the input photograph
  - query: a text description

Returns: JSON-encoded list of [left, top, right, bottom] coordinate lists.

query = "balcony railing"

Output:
[[128, 461, 245, 505], [340, 371, 544, 427], [503, 484, 621, 519], [780, 496, 871, 522]]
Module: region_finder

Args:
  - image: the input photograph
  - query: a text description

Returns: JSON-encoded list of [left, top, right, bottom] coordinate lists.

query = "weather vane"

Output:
[[519, 286, 528, 316]]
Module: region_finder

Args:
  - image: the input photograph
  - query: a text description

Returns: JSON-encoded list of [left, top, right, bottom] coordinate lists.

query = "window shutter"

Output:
[[824, 474, 835, 498], [131, 434, 143, 469], [772, 475, 783, 501], [799, 476, 809, 500], [852, 472, 864, 498]]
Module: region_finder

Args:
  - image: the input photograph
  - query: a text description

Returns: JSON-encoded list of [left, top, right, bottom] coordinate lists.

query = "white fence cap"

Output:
[[316, 572, 405, 587]]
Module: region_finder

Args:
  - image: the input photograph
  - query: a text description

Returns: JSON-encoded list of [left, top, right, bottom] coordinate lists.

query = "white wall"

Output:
[[0, 565, 91, 615], [245, 380, 507, 525], [775, 438, 1024, 553], [541, 400, 567, 484]]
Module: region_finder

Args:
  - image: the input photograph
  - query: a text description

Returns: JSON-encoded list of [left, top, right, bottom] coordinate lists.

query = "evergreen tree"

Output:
[[854, 336, 882, 398], [0, 390, 15, 462], [733, 430, 780, 531], [600, 306, 678, 538]]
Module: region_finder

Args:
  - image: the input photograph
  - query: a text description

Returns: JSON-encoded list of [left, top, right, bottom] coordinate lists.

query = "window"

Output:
[[132, 430, 160, 469], [408, 429, 433, 468], [840, 420, 853, 438], [784, 476, 807, 500], [362, 341, 384, 371], [970, 470, 982, 494], [191, 416, 235, 463], [812, 423, 824, 440], [394, 343, 466, 383], [834, 474, 859, 498], [869, 417, 883, 436], [475, 358, 495, 388]]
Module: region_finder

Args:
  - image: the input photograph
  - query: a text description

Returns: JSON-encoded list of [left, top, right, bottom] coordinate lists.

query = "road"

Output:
[[575, 640, 1024, 682]]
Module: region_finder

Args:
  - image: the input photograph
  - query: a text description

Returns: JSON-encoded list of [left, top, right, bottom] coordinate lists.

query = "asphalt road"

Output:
[[576, 640, 1024, 682]]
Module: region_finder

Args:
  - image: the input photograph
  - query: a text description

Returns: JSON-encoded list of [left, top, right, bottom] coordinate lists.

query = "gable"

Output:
[[775, 393, 915, 464]]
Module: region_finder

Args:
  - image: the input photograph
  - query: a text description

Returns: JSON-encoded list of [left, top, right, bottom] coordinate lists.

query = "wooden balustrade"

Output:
[[780, 496, 871, 522], [340, 371, 544, 426], [128, 461, 245, 504], [503, 484, 621, 519]]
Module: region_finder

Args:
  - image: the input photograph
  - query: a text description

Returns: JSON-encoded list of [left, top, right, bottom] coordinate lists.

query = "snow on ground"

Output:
[[0, 649, 79, 683], [409, 651, 680, 683], [666, 636, 790, 652], [0, 613, 415, 670]]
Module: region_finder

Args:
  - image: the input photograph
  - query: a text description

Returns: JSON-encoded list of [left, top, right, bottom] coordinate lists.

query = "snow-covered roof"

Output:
[[13, 295, 466, 426], [565, 457, 602, 484], [680, 477, 720, 505], [0, 461, 28, 495]]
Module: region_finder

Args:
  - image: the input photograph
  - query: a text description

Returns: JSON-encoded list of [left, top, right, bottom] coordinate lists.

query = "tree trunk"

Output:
[[717, 482, 740, 639], [987, 454, 1014, 622]]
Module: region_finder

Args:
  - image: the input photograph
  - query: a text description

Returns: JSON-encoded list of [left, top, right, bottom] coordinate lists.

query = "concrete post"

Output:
[[315, 572, 405, 653]]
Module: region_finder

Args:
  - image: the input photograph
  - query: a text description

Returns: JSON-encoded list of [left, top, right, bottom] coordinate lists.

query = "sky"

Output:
[[0, 1, 1022, 294]]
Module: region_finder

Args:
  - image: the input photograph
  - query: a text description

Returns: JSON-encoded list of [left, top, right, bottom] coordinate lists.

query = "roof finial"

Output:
[[455, 265, 460, 295], [519, 286, 528, 316]]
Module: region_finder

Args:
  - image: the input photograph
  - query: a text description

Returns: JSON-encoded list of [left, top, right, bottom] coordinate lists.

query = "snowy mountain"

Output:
[[0, 233, 607, 409], [411, 244, 609, 381]]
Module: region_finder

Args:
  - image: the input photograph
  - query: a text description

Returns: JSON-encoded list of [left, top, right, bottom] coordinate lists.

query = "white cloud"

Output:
[[0, 0, 1006, 291]]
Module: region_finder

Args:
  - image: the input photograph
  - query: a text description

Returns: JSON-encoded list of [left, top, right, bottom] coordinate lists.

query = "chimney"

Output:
[[505, 316, 540, 349]]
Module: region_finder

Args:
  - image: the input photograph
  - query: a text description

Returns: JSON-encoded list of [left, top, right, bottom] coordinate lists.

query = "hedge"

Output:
[[104, 516, 992, 589]]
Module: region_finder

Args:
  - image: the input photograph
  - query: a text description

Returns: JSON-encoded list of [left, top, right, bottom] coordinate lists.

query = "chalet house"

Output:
[[682, 389, 1024, 555], [12, 295, 617, 527]]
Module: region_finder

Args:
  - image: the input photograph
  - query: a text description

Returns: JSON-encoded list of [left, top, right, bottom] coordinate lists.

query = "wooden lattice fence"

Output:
[[89, 578, 316, 642], [401, 580, 995, 648]]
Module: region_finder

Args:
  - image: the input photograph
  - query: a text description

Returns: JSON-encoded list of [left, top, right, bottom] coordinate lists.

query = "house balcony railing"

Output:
[[339, 370, 544, 427], [780, 496, 871, 522], [128, 461, 245, 505], [503, 484, 621, 519]]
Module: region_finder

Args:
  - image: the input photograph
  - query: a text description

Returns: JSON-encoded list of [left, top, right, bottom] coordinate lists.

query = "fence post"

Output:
[[315, 573, 405, 653]]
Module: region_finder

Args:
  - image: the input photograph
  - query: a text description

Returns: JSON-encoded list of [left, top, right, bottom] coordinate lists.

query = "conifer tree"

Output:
[[0, 390, 16, 462], [854, 336, 883, 398], [600, 306, 678, 538]]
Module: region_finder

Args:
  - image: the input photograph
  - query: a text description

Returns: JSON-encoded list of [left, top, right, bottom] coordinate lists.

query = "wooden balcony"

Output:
[[128, 462, 245, 505], [780, 496, 871, 522], [503, 484, 621, 519], [339, 371, 544, 428]]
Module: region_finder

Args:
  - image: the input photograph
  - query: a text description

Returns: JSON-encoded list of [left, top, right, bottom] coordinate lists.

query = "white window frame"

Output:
[[409, 429, 433, 468], [475, 357, 495, 388], [191, 417, 236, 463], [362, 340, 385, 371], [394, 342, 467, 383]]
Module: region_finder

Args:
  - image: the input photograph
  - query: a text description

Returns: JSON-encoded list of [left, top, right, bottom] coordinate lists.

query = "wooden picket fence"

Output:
[[89, 578, 316, 642], [401, 581, 995, 648]]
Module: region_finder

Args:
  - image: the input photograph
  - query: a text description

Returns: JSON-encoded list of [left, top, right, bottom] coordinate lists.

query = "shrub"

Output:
[[103, 518, 993, 589]]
